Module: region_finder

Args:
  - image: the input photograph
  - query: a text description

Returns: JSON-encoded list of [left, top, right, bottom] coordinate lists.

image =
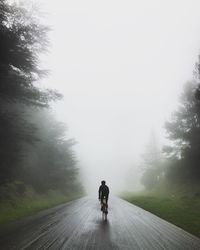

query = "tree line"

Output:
[[0, 0, 83, 198], [141, 57, 200, 191]]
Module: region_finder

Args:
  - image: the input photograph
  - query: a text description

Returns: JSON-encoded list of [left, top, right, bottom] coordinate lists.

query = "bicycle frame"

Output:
[[102, 197, 108, 220]]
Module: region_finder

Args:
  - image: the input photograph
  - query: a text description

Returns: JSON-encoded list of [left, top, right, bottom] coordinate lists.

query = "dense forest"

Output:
[[0, 0, 83, 202], [141, 58, 200, 192]]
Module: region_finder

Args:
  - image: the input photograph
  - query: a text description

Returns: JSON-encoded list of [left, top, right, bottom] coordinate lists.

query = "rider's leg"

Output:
[[100, 197, 103, 211], [106, 197, 108, 209]]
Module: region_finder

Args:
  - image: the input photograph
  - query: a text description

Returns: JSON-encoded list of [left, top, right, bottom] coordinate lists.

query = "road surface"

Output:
[[0, 197, 200, 249]]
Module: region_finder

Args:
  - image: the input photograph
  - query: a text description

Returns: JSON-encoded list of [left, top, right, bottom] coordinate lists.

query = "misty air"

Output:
[[0, 0, 200, 249]]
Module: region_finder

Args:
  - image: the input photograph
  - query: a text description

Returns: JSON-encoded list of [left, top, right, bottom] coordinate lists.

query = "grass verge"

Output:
[[0, 190, 81, 225], [122, 192, 200, 238]]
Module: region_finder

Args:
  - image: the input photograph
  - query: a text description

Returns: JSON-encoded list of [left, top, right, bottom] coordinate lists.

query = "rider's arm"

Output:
[[98, 186, 101, 199]]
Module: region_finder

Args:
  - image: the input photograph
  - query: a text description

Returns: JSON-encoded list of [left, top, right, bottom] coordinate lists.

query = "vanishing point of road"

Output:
[[0, 197, 200, 249]]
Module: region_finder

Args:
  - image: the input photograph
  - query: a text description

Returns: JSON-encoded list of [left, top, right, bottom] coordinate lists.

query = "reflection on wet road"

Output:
[[0, 197, 200, 249]]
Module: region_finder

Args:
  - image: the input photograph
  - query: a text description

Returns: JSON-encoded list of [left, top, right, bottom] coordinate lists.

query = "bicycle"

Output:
[[101, 197, 108, 220]]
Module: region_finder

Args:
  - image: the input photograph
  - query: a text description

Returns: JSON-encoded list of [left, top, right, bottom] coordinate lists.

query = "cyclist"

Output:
[[98, 180, 109, 211]]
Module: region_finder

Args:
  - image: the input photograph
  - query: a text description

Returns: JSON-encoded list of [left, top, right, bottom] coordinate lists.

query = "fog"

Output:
[[34, 0, 200, 194]]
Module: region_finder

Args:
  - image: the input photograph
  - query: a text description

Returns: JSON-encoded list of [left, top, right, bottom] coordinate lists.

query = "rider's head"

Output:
[[101, 180, 106, 185]]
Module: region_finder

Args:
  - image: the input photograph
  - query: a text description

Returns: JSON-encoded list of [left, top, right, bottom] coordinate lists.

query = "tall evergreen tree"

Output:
[[0, 0, 60, 105], [0, 1, 60, 184], [164, 80, 200, 181], [140, 131, 163, 189], [22, 108, 82, 195], [0, 1, 83, 197]]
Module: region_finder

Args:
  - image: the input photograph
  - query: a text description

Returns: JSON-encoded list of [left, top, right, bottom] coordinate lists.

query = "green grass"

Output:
[[0, 191, 81, 225], [122, 192, 200, 238]]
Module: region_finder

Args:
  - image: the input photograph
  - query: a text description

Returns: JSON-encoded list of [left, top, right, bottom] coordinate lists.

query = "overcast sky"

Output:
[[32, 0, 200, 194]]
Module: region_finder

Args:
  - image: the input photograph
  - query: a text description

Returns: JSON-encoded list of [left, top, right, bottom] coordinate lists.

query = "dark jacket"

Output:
[[98, 184, 109, 199]]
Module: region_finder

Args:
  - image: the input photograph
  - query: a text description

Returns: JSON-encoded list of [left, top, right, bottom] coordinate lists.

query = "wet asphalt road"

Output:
[[0, 197, 200, 250]]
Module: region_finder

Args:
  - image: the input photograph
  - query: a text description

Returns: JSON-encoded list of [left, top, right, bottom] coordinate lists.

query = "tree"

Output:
[[0, 1, 83, 197], [140, 131, 164, 189], [0, 0, 61, 105], [0, 1, 61, 184], [21, 108, 83, 195], [164, 80, 200, 181], [0, 103, 37, 183]]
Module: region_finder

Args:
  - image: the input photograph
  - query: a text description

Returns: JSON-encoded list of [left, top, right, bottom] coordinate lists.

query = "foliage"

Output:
[[0, 103, 37, 184], [140, 132, 164, 189], [21, 108, 83, 194], [0, 186, 80, 224], [0, 0, 61, 105], [0, 0, 58, 184], [164, 81, 200, 181], [0, 1, 83, 199]]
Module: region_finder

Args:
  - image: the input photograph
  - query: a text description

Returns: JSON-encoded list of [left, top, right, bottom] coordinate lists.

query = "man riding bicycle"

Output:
[[98, 180, 109, 211]]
